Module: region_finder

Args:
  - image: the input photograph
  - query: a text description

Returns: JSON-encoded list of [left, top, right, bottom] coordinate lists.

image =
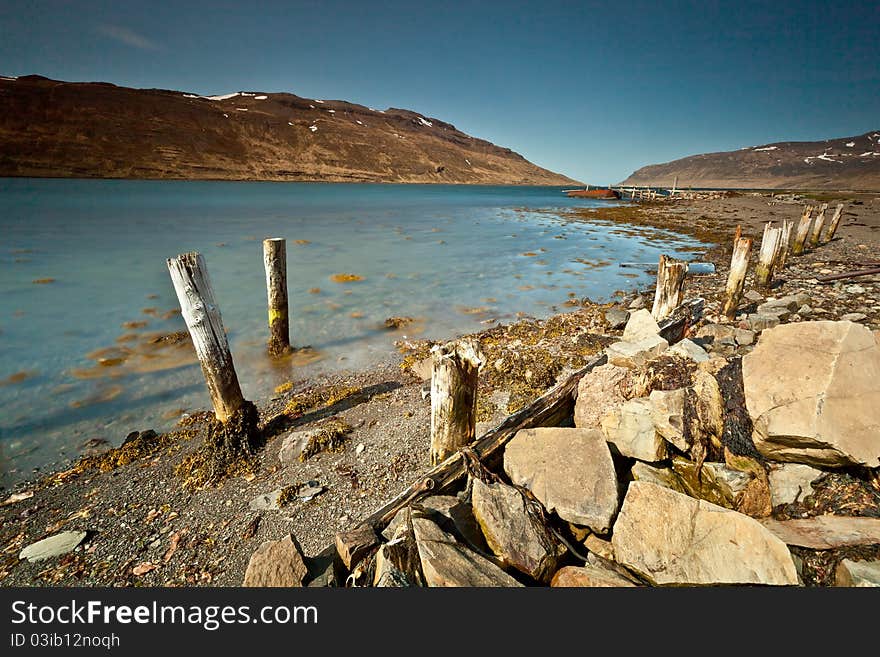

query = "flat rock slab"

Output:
[[471, 478, 563, 582], [607, 334, 669, 369], [19, 531, 87, 562], [601, 397, 667, 462], [242, 534, 308, 587], [612, 481, 798, 586], [767, 463, 824, 507], [759, 516, 880, 549], [667, 338, 710, 363], [279, 430, 321, 465], [412, 517, 522, 587], [504, 427, 619, 533], [550, 564, 636, 587], [574, 364, 634, 429], [743, 321, 880, 468], [835, 559, 880, 587], [249, 489, 283, 511]]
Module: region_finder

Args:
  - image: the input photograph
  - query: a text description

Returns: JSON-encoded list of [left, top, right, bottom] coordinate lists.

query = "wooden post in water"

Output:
[[791, 206, 813, 256], [430, 338, 484, 466], [808, 203, 829, 249], [651, 254, 687, 321], [824, 203, 845, 243], [776, 219, 793, 271], [722, 237, 753, 320], [167, 252, 247, 423], [755, 223, 781, 289], [262, 238, 291, 357]]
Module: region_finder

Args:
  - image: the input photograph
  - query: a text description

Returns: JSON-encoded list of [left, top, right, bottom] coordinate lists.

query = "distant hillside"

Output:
[[0, 75, 580, 185], [621, 131, 880, 190]]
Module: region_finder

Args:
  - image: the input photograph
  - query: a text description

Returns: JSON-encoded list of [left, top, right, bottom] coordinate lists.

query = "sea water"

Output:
[[0, 179, 704, 483]]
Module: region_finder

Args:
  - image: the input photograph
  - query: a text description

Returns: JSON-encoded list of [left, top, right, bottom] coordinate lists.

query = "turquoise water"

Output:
[[0, 179, 704, 483]]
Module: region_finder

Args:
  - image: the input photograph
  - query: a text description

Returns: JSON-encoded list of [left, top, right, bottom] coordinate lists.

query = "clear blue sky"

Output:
[[1, 0, 877, 183]]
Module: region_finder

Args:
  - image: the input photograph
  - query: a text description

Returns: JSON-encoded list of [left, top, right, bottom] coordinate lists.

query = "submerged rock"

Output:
[[743, 321, 880, 467], [612, 481, 798, 586]]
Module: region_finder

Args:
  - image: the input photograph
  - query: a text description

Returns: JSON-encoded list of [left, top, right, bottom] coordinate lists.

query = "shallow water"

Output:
[[0, 179, 704, 483]]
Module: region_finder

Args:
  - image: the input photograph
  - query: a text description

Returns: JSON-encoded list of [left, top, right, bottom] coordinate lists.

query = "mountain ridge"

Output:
[[0, 74, 580, 185], [620, 131, 880, 191]]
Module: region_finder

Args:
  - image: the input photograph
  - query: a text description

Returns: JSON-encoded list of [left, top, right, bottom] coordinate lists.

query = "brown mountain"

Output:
[[0, 75, 579, 185], [620, 131, 880, 191]]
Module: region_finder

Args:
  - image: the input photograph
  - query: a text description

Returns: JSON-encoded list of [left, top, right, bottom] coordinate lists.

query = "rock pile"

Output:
[[242, 311, 880, 588]]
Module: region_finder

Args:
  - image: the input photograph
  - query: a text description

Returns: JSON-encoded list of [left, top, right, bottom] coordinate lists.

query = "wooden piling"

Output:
[[824, 203, 845, 243], [733, 224, 742, 245], [791, 206, 813, 256], [776, 219, 793, 271], [262, 237, 291, 357], [808, 203, 829, 249], [650, 254, 687, 321], [167, 252, 246, 423], [755, 223, 782, 289], [430, 338, 484, 466], [721, 237, 753, 319]]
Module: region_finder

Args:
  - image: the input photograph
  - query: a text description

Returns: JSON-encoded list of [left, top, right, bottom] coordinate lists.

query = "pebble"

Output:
[[846, 285, 866, 294], [355, 443, 366, 455]]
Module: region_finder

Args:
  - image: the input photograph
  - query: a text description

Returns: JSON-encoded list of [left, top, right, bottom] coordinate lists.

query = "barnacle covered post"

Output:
[[755, 223, 781, 289], [808, 202, 829, 249], [167, 252, 258, 475], [721, 236, 752, 319], [824, 203, 846, 243], [263, 237, 291, 357], [791, 205, 813, 256], [650, 254, 687, 321], [430, 338, 484, 465]]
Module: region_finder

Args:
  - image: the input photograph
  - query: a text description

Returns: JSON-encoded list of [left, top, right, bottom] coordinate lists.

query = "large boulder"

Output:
[[622, 309, 661, 341], [649, 388, 689, 451], [242, 534, 308, 587], [742, 321, 880, 468], [835, 559, 880, 587], [601, 398, 667, 462], [574, 364, 634, 429], [504, 428, 619, 533], [471, 478, 564, 582], [411, 516, 522, 587], [606, 335, 669, 369], [612, 481, 799, 586]]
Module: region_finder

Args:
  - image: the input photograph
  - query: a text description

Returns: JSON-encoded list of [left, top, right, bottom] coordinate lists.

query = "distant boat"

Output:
[[564, 187, 621, 200]]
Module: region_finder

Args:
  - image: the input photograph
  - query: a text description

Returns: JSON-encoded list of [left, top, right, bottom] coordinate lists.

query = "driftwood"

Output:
[[263, 237, 291, 357], [824, 203, 845, 243], [345, 298, 704, 536], [167, 252, 246, 423], [651, 254, 687, 321], [808, 203, 829, 249], [791, 206, 813, 256], [815, 267, 880, 283], [722, 237, 752, 319]]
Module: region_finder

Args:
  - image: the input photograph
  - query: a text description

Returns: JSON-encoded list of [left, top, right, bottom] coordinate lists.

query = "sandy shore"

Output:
[[2, 190, 878, 587]]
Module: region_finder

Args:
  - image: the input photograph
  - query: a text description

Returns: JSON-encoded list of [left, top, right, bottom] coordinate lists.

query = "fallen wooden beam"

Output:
[[815, 267, 880, 283]]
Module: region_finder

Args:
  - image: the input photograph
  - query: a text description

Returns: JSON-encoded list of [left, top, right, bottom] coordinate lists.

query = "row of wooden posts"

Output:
[[164, 202, 843, 463]]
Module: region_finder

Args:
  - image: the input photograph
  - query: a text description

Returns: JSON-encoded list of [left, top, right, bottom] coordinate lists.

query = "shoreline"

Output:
[[2, 190, 878, 586]]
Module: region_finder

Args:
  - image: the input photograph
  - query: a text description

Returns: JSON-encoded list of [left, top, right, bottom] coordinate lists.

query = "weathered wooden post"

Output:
[[167, 252, 258, 479], [651, 254, 687, 321], [823, 203, 845, 243], [733, 224, 742, 244], [755, 223, 781, 289], [430, 338, 484, 466], [775, 219, 793, 271], [791, 206, 813, 256], [722, 237, 753, 320], [262, 237, 291, 357], [808, 203, 829, 249]]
